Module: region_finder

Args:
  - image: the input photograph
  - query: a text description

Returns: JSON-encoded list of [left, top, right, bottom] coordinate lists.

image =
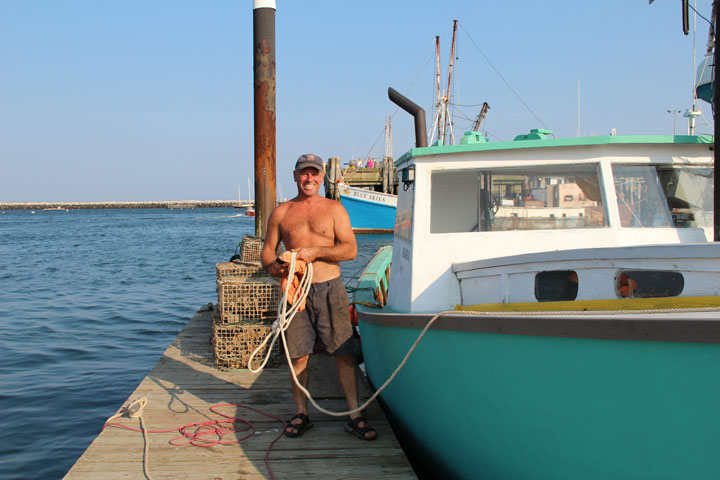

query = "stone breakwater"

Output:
[[0, 200, 246, 210]]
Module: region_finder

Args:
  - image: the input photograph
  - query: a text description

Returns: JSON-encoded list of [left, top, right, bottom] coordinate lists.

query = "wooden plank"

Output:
[[64, 309, 416, 479]]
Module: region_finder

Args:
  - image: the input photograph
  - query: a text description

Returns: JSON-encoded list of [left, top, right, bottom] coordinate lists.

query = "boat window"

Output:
[[657, 166, 713, 230], [394, 173, 414, 242], [535, 270, 578, 302], [430, 164, 606, 233], [616, 270, 684, 298], [612, 166, 674, 228]]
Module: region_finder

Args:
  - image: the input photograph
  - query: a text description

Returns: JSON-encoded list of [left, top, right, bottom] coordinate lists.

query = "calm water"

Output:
[[0, 208, 392, 480]]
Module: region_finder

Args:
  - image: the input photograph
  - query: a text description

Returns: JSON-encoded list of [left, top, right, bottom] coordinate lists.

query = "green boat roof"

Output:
[[395, 132, 714, 167]]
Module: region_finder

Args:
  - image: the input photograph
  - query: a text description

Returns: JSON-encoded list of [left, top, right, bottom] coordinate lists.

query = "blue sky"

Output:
[[0, 0, 713, 202]]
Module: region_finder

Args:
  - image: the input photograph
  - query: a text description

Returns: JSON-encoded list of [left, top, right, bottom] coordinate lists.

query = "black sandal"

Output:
[[344, 416, 377, 441], [284, 413, 313, 438]]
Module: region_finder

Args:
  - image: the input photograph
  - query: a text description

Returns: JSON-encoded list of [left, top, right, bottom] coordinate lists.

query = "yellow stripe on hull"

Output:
[[456, 296, 720, 312]]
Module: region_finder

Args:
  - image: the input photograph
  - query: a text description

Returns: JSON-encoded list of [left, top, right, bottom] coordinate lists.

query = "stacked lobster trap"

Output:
[[212, 236, 284, 370]]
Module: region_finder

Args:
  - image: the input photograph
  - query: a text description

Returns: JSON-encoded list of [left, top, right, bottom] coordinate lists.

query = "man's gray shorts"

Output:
[[285, 276, 354, 358]]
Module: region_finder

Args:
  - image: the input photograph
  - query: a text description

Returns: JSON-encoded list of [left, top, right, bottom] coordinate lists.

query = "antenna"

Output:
[[577, 77, 581, 137], [685, 0, 702, 135]]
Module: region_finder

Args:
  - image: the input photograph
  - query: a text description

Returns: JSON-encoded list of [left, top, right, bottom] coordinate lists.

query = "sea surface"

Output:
[[0, 207, 392, 480]]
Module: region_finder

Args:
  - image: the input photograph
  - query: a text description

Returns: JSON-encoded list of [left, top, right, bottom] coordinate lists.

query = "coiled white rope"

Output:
[[248, 252, 453, 417], [248, 252, 314, 373]]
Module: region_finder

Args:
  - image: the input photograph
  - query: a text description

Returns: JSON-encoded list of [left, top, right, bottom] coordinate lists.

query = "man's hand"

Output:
[[265, 259, 290, 278], [292, 247, 320, 263]]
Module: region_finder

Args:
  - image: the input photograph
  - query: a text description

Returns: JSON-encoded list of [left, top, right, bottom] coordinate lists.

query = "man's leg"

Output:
[[286, 355, 310, 435], [335, 353, 359, 411], [335, 353, 377, 440]]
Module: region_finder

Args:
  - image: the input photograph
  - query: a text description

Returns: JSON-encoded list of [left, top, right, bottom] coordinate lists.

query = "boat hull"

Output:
[[338, 185, 396, 232], [358, 310, 720, 480]]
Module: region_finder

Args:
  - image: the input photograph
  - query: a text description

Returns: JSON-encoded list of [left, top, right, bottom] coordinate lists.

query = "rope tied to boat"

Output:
[[248, 252, 459, 417]]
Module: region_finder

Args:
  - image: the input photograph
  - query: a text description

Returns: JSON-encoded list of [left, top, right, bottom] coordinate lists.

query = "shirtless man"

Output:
[[261, 153, 377, 441]]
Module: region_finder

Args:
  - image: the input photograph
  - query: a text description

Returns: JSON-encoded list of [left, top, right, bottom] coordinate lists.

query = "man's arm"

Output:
[[294, 202, 357, 263], [261, 207, 289, 278]]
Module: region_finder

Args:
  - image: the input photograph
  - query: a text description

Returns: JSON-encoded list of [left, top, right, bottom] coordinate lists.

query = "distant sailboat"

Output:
[[233, 180, 255, 216], [244, 178, 255, 217]]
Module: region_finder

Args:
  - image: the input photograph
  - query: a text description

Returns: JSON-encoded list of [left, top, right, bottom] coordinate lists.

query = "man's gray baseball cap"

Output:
[[294, 154, 324, 172]]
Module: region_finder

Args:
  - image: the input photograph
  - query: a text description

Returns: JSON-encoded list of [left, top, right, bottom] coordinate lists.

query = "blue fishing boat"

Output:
[[353, 86, 720, 479], [337, 181, 397, 232]]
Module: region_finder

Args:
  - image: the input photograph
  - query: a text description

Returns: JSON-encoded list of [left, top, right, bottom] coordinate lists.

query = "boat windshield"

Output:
[[430, 164, 607, 233], [658, 165, 713, 230], [612, 165, 713, 229]]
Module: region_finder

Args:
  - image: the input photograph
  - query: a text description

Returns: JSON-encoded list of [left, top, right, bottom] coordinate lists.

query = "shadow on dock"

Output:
[[64, 308, 415, 479]]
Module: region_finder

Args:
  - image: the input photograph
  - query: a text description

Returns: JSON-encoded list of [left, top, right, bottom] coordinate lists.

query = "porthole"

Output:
[[616, 270, 684, 298], [535, 270, 578, 302]]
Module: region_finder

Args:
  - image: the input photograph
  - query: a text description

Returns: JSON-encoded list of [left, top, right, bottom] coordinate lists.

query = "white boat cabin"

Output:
[[388, 131, 716, 312]]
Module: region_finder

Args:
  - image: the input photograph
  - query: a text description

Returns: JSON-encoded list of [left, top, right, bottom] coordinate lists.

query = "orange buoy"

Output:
[[618, 273, 638, 297]]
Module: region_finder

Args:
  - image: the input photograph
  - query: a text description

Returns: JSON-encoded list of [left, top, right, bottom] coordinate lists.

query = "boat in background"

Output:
[[337, 181, 396, 232], [330, 117, 398, 232], [234, 179, 255, 216], [353, 85, 720, 479], [336, 22, 473, 233]]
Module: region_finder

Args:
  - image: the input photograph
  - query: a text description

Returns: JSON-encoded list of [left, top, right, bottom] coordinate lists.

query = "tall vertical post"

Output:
[[714, 0, 719, 241], [441, 20, 458, 145], [253, 0, 277, 238]]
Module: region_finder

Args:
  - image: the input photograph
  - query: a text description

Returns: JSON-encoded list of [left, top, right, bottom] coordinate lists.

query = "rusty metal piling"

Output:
[[253, 0, 277, 238]]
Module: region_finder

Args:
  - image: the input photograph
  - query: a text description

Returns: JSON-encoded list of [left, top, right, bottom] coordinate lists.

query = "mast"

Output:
[[442, 20, 458, 145], [714, 0, 719, 241], [429, 35, 442, 144], [577, 78, 581, 137], [435, 36, 442, 114]]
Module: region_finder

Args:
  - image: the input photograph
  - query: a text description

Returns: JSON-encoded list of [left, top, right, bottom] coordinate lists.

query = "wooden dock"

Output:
[[64, 308, 416, 479], [324, 157, 397, 202]]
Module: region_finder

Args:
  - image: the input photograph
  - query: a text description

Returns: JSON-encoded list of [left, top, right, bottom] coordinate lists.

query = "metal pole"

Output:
[[714, 0, 719, 241], [577, 77, 581, 137], [388, 87, 428, 148], [442, 20, 458, 145], [253, 0, 277, 238]]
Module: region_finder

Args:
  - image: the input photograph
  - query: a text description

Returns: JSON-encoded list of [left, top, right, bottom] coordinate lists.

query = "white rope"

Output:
[[251, 253, 720, 418], [248, 252, 313, 373], [105, 397, 153, 480], [331, 303, 720, 415], [248, 253, 455, 417], [453, 306, 720, 315]]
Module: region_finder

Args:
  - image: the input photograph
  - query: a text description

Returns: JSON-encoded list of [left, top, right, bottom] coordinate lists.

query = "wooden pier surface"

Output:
[[64, 309, 416, 479]]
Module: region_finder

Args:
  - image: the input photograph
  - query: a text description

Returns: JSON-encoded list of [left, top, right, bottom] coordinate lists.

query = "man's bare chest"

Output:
[[280, 214, 333, 243]]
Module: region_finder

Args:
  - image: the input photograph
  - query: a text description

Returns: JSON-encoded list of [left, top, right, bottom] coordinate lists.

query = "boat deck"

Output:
[[64, 309, 416, 479]]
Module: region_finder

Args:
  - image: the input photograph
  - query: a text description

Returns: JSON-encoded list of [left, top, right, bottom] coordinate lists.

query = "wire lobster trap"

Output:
[[216, 277, 281, 324], [211, 320, 282, 370], [235, 235, 285, 264], [215, 261, 268, 283]]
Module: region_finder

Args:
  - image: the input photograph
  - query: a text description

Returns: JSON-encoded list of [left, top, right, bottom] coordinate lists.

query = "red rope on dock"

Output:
[[104, 402, 287, 479]]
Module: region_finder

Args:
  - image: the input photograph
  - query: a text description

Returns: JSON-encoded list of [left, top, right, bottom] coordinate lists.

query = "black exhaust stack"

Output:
[[388, 87, 428, 148]]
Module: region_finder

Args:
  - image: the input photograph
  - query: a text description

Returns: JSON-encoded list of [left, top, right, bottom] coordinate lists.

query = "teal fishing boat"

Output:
[[353, 88, 720, 479]]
